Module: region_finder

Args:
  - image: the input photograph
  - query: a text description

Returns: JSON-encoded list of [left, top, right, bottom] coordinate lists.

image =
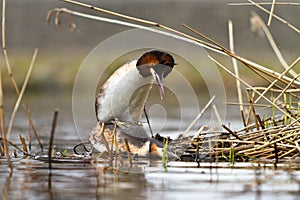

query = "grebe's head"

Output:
[[136, 50, 176, 99]]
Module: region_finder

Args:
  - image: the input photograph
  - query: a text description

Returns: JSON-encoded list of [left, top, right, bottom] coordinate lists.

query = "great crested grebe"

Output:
[[89, 50, 178, 158]]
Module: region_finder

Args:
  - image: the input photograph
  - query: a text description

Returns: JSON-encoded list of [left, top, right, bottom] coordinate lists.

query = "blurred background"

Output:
[[0, 0, 299, 141]]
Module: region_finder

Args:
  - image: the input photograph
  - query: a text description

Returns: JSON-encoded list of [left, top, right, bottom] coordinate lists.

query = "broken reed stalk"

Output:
[[180, 95, 215, 139], [19, 134, 28, 157], [1, 0, 12, 171], [228, 20, 244, 118], [48, 109, 59, 171], [7, 49, 38, 138], [51, 1, 300, 87], [0, 138, 32, 156], [27, 110, 32, 152]]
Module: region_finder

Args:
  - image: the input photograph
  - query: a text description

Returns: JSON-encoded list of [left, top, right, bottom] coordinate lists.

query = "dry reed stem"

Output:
[[209, 56, 297, 121], [228, 2, 300, 6], [50, 3, 300, 86], [191, 126, 207, 141], [7, 49, 38, 138], [27, 110, 32, 152], [247, 0, 300, 34], [180, 95, 215, 139], [225, 101, 272, 108], [212, 105, 223, 130], [19, 134, 28, 157], [228, 20, 244, 116], [182, 23, 300, 87], [48, 109, 59, 171], [249, 95, 260, 131], [1, 2, 39, 149], [27, 109, 43, 150], [267, 0, 277, 26], [253, 57, 300, 104], [1, 0, 12, 171], [273, 61, 300, 103], [0, 137, 32, 156], [222, 124, 242, 140]]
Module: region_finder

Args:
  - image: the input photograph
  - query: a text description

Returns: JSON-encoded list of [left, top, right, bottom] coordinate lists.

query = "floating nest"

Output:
[[180, 87, 300, 164]]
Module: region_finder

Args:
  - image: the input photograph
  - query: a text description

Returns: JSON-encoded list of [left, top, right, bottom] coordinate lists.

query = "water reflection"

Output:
[[1, 156, 300, 200]]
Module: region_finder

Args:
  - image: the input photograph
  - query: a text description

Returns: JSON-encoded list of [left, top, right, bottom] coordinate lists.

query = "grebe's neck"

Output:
[[96, 59, 154, 124]]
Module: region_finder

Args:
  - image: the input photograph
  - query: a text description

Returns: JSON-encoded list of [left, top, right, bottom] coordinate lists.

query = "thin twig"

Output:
[[228, 2, 300, 6], [180, 95, 215, 139], [228, 20, 244, 116], [27, 109, 43, 150], [222, 124, 242, 140], [267, 0, 277, 26], [48, 109, 59, 172], [27, 110, 32, 152], [7, 49, 38, 138], [1, 0, 12, 171], [212, 105, 223, 130]]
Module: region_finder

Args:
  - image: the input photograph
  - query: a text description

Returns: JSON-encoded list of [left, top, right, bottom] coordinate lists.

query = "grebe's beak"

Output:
[[150, 68, 164, 100]]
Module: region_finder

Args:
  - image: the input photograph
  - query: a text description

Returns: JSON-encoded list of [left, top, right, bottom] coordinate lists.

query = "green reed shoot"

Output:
[[162, 138, 168, 172], [229, 144, 235, 166], [265, 114, 269, 129]]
